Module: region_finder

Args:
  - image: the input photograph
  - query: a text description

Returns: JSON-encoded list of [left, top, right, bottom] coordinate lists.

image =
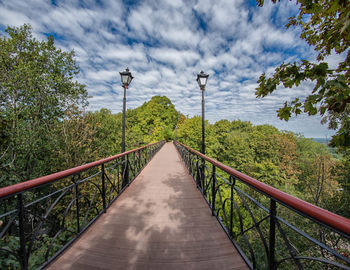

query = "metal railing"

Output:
[[0, 140, 165, 270], [174, 141, 350, 270]]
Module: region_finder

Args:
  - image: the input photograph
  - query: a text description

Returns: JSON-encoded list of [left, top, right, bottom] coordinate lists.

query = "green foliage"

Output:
[[163, 126, 174, 141], [0, 235, 20, 269], [177, 116, 202, 150], [50, 106, 98, 170], [177, 116, 219, 157], [89, 95, 180, 150], [255, 0, 350, 148], [331, 148, 350, 218], [0, 24, 87, 187], [177, 115, 348, 217], [88, 108, 122, 158]]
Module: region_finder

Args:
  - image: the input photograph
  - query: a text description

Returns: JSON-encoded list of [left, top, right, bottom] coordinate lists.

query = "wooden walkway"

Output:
[[47, 142, 248, 270]]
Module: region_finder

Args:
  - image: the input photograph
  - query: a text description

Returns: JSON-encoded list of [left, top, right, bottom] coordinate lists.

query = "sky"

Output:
[[0, 0, 338, 139]]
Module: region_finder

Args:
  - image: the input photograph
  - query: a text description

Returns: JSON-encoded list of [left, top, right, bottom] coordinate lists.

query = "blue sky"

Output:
[[0, 0, 339, 138]]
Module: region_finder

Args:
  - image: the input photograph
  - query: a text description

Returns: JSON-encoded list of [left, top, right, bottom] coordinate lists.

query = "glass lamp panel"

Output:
[[121, 75, 129, 84], [197, 71, 209, 89], [199, 77, 207, 87]]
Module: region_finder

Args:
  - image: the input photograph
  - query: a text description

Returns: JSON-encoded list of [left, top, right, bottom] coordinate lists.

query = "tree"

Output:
[[0, 24, 87, 186], [132, 96, 179, 144], [177, 116, 203, 150], [255, 0, 350, 148], [88, 108, 122, 158], [51, 106, 98, 171]]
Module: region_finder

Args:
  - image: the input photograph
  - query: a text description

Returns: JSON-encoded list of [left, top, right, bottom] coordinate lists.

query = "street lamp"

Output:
[[196, 70, 209, 155], [119, 67, 133, 188], [119, 67, 133, 154], [196, 70, 208, 193]]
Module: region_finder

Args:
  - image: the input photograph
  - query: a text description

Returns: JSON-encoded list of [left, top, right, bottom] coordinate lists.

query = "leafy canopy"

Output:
[[0, 24, 87, 185], [255, 0, 350, 148]]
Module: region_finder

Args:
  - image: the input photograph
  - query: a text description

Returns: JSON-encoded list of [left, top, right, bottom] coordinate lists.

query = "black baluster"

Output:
[[268, 199, 276, 269], [211, 165, 216, 216], [122, 154, 128, 188], [196, 159, 200, 189], [230, 179, 234, 237], [73, 175, 80, 234], [138, 149, 141, 171], [202, 161, 206, 197], [17, 193, 28, 270], [101, 164, 106, 213], [126, 155, 130, 186]]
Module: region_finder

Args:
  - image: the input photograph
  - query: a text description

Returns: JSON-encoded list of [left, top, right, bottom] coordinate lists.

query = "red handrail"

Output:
[[176, 141, 350, 235], [0, 141, 163, 198]]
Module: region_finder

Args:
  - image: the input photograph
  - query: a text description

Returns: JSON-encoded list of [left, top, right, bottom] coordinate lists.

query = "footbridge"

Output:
[[0, 141, 349, 269]]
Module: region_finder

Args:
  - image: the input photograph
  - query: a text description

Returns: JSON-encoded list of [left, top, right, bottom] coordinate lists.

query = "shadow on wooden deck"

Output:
[[46, 142, 248, 270]]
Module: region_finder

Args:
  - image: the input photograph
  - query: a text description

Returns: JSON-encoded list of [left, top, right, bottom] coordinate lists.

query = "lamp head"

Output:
[[196, 70, 209, 90], [119, 67, 133, 88]]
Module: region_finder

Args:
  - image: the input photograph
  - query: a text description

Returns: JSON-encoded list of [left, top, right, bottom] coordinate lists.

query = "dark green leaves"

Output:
[[0, 24, 87, 186], [256, 0, 349, 148]]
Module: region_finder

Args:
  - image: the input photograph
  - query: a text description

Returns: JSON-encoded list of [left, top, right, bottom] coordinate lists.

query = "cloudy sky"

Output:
[[0, 0, 337, 138]]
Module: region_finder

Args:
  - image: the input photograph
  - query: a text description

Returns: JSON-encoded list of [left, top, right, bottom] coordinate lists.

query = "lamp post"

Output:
[[119, 67, 133, 154], [196, 70, 209, 193], [119, 67, 133, 188], [196, 70, 209, 155]]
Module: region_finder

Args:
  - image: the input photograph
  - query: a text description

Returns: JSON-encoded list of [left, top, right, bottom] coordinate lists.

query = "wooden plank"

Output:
[[46, 142, 249, 270]]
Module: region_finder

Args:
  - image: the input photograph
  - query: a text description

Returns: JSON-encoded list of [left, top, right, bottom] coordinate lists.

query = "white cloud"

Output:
[[0, 8, 31, 27], [103, 44, 147, 62], [0, 0, 334, 139], [86, 69, 117, 82], [150, 48, 200, 67]]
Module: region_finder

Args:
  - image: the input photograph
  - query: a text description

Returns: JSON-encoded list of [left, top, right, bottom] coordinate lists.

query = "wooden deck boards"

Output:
[[46, 142, 248, 270]]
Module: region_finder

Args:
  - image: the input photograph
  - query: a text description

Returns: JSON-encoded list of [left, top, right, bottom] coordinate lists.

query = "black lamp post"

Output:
[[119, 67, 133, 188], [119, 67, 133, 154], [196, 70, 209, 155], [196, 70, 209, 193]]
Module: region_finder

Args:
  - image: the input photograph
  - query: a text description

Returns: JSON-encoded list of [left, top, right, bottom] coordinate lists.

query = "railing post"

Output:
[[101, 164, 106, 213], [138, 149, 141, 171], [230, 179, 234, 237], [143, 148, 146, 166], [122, 155, 128, 188], [268, 199, 276, 269], [73, 175, 80, 234], [17, 193, 28, 270], [131, 152, 135, 178], [202, 159, 206, 197], [211, 165, 216, 216], [196, 159, 201, 189], [126, 155, 130, 186], [185, 149, 190, 165]]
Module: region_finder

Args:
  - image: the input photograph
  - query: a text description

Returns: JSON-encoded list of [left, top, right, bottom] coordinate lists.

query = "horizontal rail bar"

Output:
[[175, 141, 350, 235], [0, 141, 163, 198]]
